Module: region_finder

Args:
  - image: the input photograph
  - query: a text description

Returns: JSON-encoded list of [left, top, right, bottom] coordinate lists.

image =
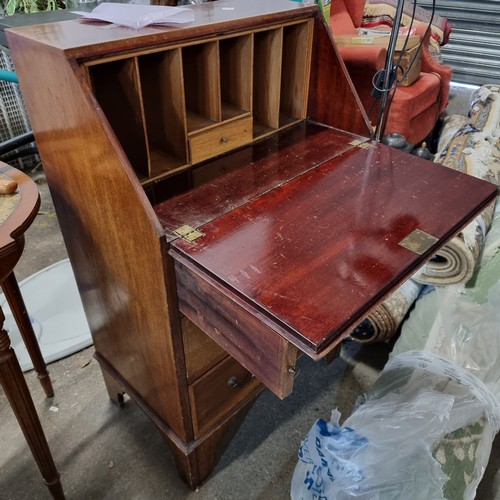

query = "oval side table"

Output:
[[0, 162, 64, 499]]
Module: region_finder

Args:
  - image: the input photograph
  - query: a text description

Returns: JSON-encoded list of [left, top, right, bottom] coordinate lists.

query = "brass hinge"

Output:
[[349, 139, 371, 150], [399, 229, 438, 255], [173, 225, 205, 242]]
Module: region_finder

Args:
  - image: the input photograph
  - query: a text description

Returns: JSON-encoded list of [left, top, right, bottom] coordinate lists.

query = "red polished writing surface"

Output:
[[155, 123, 362, 237], [170, 124, 498, 355]]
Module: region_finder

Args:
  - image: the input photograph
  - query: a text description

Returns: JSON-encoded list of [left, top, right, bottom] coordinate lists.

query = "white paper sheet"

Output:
[[72, 3, 195, 29]]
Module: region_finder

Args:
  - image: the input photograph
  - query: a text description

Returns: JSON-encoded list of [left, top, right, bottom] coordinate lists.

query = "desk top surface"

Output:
[[5, 0, 314, 54], [166, 123, 498, 356]]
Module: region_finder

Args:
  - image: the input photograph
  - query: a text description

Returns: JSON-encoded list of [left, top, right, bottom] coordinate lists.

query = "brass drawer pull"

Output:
[[227, 374, 253, 389], [220, 136, 229, 143]]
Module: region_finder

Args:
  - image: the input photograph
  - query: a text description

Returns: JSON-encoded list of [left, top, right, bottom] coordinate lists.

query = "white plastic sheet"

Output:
[[291, 351, 500, 499], [72, 3, 195, 29]]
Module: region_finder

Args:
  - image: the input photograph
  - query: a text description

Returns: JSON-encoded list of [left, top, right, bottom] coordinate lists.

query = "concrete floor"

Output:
[[0, 165, 395, 500], [1, 85, 499, 498]]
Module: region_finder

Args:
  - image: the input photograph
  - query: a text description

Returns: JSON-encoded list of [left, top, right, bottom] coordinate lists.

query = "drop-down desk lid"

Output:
[[158, 123, 498, 397]]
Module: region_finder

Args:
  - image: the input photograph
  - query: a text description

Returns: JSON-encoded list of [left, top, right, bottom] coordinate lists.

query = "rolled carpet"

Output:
[[350, 85, 500, 343], [415, 84, 500, 286], [350, 278, 426, 343], [412, 206, 493, 286]]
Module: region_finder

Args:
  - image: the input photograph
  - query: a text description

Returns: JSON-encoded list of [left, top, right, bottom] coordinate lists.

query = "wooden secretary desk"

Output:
[[6, 0, 498, 489]]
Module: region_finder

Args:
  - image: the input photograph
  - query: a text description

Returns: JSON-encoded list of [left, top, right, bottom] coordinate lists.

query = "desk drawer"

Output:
[[174, 256, 299, 399], [182, 316, 227, 384], [189, 354, 262, 437], [189, 117, 252, 164]]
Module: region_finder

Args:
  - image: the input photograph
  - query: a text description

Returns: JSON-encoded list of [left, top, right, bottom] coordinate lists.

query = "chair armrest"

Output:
[[337, 45, 387, 71]]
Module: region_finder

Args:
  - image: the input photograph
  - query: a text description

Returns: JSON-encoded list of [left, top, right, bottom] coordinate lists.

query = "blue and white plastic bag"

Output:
[[291, 351, 500, 499]]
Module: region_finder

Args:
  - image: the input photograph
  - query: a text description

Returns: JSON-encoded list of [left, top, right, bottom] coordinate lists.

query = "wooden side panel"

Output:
[[253, 27, 283, 135], [183, 41, 221, 132], [139, 48, 189, 176], [89, 57, 150, 178], [280, 20, 313, 123], [219, 34, 253, 119], [308, 15, 372, 137], [8, 36, 192, 441]]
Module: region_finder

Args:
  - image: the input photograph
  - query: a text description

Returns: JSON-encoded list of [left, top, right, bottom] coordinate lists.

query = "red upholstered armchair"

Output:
[[330, 0, 453, 145]]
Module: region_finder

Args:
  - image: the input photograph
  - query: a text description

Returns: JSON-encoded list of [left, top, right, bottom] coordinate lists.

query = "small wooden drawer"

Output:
[[181, 316, 227, 384], [189, 117, 253, 164], [189, 354, 262, 437], [173, 257, 299, 400]]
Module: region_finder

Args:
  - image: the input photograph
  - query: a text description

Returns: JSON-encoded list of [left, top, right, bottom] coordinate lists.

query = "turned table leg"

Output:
[[1, 270, 54, 398], [0, 306, 65, 500]]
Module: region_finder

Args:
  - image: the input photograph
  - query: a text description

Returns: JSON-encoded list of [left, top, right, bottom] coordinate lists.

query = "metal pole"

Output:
[[374, 0, 407, 142]]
